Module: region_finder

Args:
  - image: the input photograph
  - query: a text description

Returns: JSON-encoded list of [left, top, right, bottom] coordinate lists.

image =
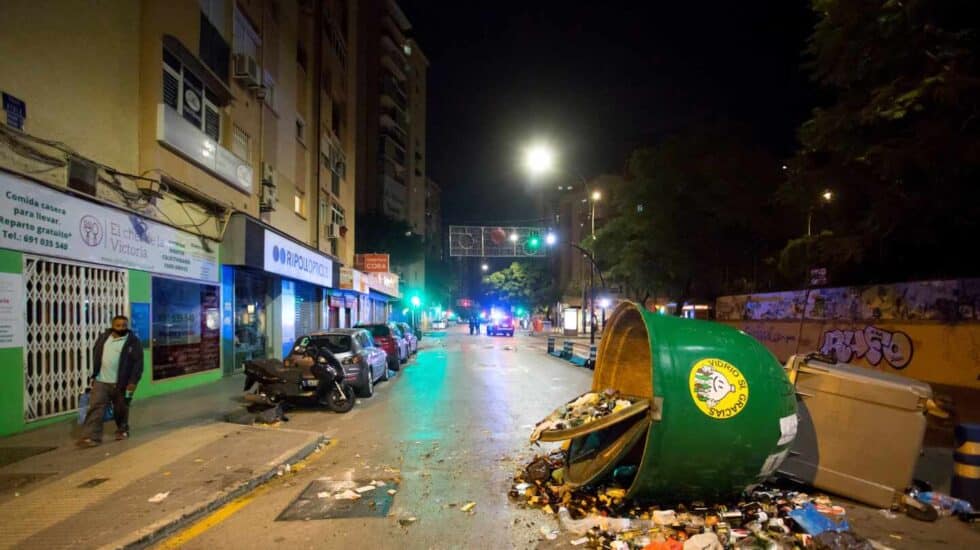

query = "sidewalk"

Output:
[[0, 375, 326, 550]]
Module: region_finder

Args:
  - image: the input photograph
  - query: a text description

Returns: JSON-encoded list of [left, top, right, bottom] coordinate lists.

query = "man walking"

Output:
[[78, 315, 143, 447]]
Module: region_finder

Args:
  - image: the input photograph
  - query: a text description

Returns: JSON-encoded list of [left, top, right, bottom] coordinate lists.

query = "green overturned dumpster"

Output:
[[536, 302, 798, 502]]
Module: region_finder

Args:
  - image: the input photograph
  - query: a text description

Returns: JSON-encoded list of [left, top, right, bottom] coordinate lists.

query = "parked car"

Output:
[[356, 323, 408, 370], [432, 319, 447, 330], [487, 315, 515, 337], [397, 322, 418, 354], [285, 329, 388, 397]]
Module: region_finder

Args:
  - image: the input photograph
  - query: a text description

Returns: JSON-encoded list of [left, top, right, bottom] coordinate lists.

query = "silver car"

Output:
[[292, 329, 389, 397]]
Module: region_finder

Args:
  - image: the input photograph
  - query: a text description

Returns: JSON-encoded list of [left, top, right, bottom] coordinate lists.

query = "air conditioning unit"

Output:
[[327, 223, 341, 239], [260, 163, 277, 212], [233, 53, 261, 88], [262, 162, 275, 185]]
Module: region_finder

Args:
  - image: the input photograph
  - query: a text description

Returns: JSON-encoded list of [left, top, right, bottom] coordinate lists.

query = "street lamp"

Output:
[[545, 232, 557, 246], [523, 142, 555, 177], [509, 232, 518, 242], [589, 190, 601, 239], [545, 237, 606, 345], [481, 263, 489, 272]]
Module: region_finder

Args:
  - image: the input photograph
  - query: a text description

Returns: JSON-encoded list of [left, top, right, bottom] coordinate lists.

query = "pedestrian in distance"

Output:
[[77, 315, 143, 448]]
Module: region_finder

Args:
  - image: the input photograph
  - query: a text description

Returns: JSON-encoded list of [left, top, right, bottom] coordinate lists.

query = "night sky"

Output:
[[399, 1, 821, 224]]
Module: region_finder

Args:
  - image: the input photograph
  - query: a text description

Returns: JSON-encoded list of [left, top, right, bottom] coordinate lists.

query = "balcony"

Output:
[[381, 125, 408, 148], [380, 106, 407, 130], [380, 136, 406, 166], [381, 53, 407, 82], [381, 78, 407, 110], [382, 15, 407, 47]]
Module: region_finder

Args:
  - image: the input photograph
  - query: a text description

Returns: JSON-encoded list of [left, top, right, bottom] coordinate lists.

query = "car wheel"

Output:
[[358, 368, 374, 398], [388, 354, 400, 372], [380, 362, 390, 381]]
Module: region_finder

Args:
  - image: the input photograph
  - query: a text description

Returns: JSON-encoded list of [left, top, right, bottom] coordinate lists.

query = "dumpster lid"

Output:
[[536, 399, 650, 442], [566, 412, 650, 488], [795, 357, 932, 411]]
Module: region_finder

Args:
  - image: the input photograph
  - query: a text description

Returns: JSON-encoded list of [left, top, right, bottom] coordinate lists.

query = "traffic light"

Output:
[[528, 235, 540, 249]]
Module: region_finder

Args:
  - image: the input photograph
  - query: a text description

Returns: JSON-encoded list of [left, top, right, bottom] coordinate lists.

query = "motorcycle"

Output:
[[243, 346, 356, 414]]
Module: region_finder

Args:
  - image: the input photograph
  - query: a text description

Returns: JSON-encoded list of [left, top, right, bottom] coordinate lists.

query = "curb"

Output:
[[121, 431, 328, 550]]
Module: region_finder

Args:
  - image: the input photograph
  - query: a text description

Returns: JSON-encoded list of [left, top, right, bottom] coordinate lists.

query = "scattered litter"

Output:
[[317, 491, 329, 499], [355, 485, 376, 493], [147, 491, 170, 503], [460, 501, 476, 513], [788, 503, 851, 534], [539, 526, 558, 540], [334, 490, 361, 500], [372, 480, 386, 487], [529, 389, 637, 441], [878, 509, 897, 519], [193, 458, 204, 463], [570, 537, 589, 546], [398, 516, 417, 526]]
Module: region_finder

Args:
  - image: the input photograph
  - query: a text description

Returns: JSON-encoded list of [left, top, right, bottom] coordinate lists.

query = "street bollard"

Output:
[[562, 340, 573, 359], [587, 344, 597, 369], [547, 336, 556, 354], [952, 423, 980, 508]]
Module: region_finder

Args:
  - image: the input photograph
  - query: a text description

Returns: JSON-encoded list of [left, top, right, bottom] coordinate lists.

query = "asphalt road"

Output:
[[157, 326, 980, 550], [165, 326, 593, 549]]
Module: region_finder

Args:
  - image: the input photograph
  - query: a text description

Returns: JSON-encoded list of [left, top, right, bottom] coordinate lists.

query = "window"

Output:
[[331, 101, 342, 137], [296, 115, 306, 144], [231, 123, 251, 161], [199, 9, 230, 81], [152, 277, 220, 380], [233, 6, 260, 60], [163, 49, 222, 142], [262, 70, 277, 110], [294, 193, 306, 218], [331, 203, 345, 227], [296, 42, 308, 72]]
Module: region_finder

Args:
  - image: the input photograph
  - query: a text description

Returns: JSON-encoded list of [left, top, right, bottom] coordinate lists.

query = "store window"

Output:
[[234, 270, 269, 367], [295, 281, 319, 337], [163, 48, 222, 142], [151, 278, 220, 380]]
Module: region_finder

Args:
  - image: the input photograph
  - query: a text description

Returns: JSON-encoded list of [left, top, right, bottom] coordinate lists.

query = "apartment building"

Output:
[[0, 0, 399, 436], [354, 0, 428, 292], [425, 177, 442, 259]]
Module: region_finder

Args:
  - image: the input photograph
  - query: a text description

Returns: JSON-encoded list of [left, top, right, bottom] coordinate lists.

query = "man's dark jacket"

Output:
[[91, 330, 144, 388]]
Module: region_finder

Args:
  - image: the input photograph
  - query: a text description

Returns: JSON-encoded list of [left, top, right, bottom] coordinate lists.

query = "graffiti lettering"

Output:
[[820, 326, 913, 369]]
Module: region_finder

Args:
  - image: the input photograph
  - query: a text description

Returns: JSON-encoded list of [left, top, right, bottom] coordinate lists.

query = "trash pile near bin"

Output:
[[509, 448, 974, 549]]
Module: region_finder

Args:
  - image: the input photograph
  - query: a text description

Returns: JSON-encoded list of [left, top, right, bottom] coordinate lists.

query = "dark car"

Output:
[[396, 322, 418, 354], [286, 329, 389, 397], [356, 323, 408, 370], [487, 315, 515, 337]]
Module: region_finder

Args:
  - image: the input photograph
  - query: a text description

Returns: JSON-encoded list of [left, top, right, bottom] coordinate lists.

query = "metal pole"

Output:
[[589, 257, 595, 345], [807, 209, 812, 237]]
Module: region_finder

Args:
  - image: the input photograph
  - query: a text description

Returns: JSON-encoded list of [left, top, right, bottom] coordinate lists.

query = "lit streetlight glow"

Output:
[[523, 143, 555, 177], [545, 232, 557, 245], [822, 190, 834, 202], [591, 190, 601, 201], [481, 263, 489, 271], [509, 232, 518, 242]]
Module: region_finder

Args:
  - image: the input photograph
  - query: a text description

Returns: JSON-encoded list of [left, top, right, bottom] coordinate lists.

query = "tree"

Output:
[[781, 0, 980, 282], [593, 124, 789, 307], [482, 261, 557, 311]]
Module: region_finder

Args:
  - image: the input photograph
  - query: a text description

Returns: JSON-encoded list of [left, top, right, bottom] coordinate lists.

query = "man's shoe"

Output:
[[114, 431, 129, 441], [76, 438, 100, 448]]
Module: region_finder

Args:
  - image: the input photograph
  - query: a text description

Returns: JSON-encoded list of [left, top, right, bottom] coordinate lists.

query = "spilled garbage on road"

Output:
[[510, 303, 975, 549]]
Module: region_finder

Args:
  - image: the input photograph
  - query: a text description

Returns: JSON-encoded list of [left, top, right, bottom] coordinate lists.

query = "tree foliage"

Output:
[[593, 124, 789, 305], [781, 0, 980, 282], [482, 261, 558, 311]]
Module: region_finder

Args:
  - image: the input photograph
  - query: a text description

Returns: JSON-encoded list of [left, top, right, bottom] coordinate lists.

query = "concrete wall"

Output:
[[717, 279, 980, 389], [0, 0, 141, 174]]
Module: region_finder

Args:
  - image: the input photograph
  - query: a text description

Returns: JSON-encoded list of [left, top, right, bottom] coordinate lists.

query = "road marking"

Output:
[[154, 438, 337, 549]]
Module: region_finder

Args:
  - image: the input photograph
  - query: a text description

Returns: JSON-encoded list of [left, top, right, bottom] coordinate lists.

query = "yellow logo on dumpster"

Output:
[[689, 358, 749, 419]]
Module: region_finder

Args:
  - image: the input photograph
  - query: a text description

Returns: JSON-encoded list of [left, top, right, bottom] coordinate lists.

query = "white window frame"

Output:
[[231, 123, 251, 162], [331, 203, 345, 227], [233, 5, 261, 59], [262, 69, 277, 112], [296, 115, 307, 145], [164, 51, 222, 142]]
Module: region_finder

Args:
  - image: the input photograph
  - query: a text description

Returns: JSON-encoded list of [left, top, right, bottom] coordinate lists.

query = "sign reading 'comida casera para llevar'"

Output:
[[0, 172, 219, 282]]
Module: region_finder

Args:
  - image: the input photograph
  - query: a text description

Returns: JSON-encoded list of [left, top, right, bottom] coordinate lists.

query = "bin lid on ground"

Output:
[[790, 355, 932, 411]]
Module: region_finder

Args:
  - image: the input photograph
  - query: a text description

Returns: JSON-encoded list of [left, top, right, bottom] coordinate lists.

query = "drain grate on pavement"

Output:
[[77, 477, 110, 488], [0, 446, 57, 468], [276, 479, 398, 521]]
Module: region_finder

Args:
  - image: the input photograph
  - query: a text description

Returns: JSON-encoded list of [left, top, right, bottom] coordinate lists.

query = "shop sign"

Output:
[[0, 172, 218, 282], [0, 272, 25, 348], [366, 271, 400, 298], [356, 253, 390, 273], [345, 296, 356, 307], [263, 230, 333, 288], [329, 295, 344, 308]]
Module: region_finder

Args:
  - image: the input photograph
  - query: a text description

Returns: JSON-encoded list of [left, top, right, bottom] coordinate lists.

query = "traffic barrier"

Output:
[[547, 336, 556, 354], [562, 340, 574, 359], [952, 423, 980, 507], [586, 344, 597, 369]]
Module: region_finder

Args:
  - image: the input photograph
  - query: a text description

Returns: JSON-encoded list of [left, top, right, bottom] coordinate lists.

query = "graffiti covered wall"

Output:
[[716, 279, 980, 389]]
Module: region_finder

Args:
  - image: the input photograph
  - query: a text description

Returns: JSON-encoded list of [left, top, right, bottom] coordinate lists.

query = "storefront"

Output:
[[0, 170, 220, 436], [220, 214, 343, 371], [364, 271, 400, 324]]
